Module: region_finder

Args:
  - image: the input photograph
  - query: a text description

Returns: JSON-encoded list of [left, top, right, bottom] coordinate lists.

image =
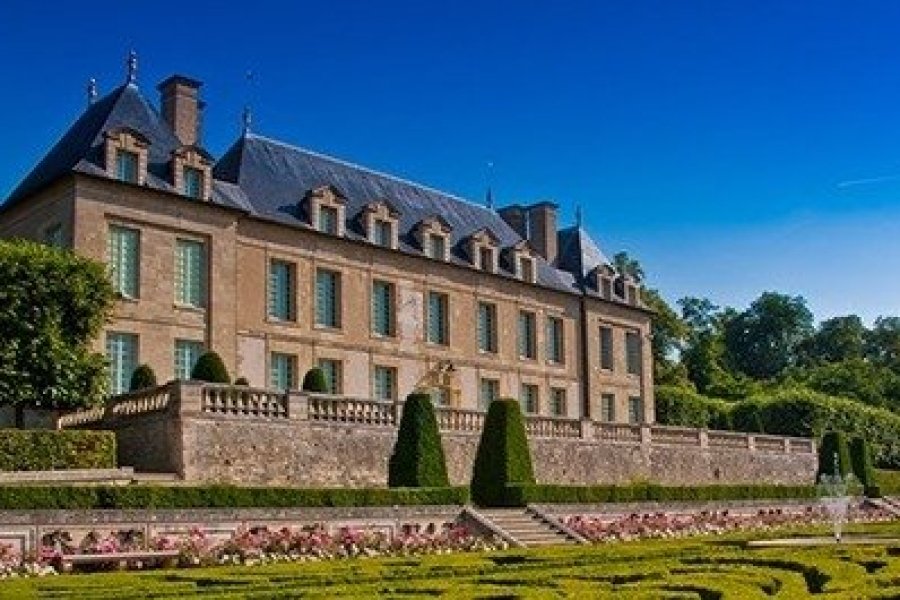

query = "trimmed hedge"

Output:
[[0, 429, 116, 471], [471, 398, 535, 507], [0, 485, 469, 510], [850, 437, 878, 497], [191, 352, 230, 384], [654, 386, 732, 429], [817, 430, 851, 482], [506, 483, 818, 505], [302, 368, 329, 393], [876, 469, 900, 496], [129, 364, 157, 391], [388, 393, 449, 488]]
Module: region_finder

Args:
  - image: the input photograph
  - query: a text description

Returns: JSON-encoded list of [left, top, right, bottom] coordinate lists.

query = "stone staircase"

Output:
[[474, 507, 586, 547]]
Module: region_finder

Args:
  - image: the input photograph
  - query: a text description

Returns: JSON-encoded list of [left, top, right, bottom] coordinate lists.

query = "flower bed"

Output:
[[564, 503, 895, 543]]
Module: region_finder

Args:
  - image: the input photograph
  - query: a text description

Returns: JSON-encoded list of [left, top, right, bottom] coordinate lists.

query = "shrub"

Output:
[[234, 377, 249, 386], [876, 469, 900, 496], [655, 386, 733, 430], [388, 393, 449, 488], [731, 401, 765, 433], [470, 398, 535, 507], [0, 429, 115, 471], [129, 364, 157, 391], [302, 368, 329, 393], [191, 352, 230, 384], [849, 437, 878, 496], [817, 430, 851, 482]]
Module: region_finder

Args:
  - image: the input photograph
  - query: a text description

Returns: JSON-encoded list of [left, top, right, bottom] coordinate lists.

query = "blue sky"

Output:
[[2, 0, 900, 323]]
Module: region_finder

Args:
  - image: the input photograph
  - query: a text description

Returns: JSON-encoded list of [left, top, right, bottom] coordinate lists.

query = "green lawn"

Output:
[[3, 522, 900, 599]]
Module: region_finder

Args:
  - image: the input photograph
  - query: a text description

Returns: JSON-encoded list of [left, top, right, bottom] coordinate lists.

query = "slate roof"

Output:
[[2, 81, 627, 300]]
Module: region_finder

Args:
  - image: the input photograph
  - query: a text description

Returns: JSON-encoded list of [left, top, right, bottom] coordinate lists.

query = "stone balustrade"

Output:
[[57, 382, 816, 456]]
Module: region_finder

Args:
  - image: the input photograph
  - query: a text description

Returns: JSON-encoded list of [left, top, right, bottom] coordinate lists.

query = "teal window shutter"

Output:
[[373, 219, 392, 247], [116, 150, 138, 183], [318, 206, 338, 234], [428, 234, 445, 260], [520, 384, 538, 414], [316, 270, 339, 327], [372, 281, 392, 336], [268, 260, 293, 320], [427, 292, 447, 344], [183, 166, 203, 199], [519, 312, 535, 359], [270, 353, 296, 390], [106, 332, 138, 395], [317, 359, 341, 394], [108, 226, 139, 298], [175, 239, 205, 307], [477, 302, 496, 352], [174, 340, 204, 380], [373, 366, 394, 400], [479, 379, 498, 410]]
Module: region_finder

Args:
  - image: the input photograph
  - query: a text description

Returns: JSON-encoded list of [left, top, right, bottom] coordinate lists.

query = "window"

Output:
[[371, 280, 394, 337], [628, 396, 643, 424], [550, 388, 567, 417], [626, 331, 642, 376], [520, 383, 539, 414], [317, 205, 339, 234], [432, 388, 451, 407], [518, 311, 537, 359], [426, 291, 448, 345], [183, 166, 204, 199], [317, 358, 342, 394], [315, 269, 340, 328], [174, 340, 204, 380], [44, 224, 63, 248], [268, 260, 295, 321], [372, 365, 396, 401], [479, 378, 499, 410], [106, 332, 137, 396], [427, 234, 446, 261], [600, 393, 616, 422], [519, 256, 535, 282], [477, 302, 497, 353], [116, 149, 139, 183], [108, 225, 140, 299], [599, 326, 614, 371], [373, 219, 392, 247], [546, 316, 564, 364], [270, 353, 297, 390], [479, 247, 494, 272], [175, 239, 206, 308]]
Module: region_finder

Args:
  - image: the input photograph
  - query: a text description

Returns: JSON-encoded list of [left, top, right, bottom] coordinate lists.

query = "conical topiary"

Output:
[[129, 364, 157, 392], [388, 393, 449, 488], [470, 398, 535, 506], [816, 430, 851, 483], [191, 351, 230, 384], [849, 436, 879, 497], [302, 367, 329, 393]]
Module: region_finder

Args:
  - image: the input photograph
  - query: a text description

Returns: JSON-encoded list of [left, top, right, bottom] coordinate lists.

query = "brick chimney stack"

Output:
[[157, 75, 203, 146], [527, 201, 558, 265]]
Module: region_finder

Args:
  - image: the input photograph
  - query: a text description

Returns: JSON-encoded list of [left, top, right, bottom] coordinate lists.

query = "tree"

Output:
[[642, 289, 688, 386], [191, 351, 230, 383], [470, 398, 535, 506], [302, 368, 329, 393], [0, 240, 114, 418], [797, 315, 866, 366], [866, 316, 900, 370], [611, 251, 645, 283], [388, 393, 449, 487], [129, 364, 157, 391], [724, 292, 814, 380], [783, 358, 900, 411]]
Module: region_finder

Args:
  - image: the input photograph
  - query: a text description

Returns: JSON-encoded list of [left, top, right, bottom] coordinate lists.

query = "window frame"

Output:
[[106, 331, 138, 396], [426, 290, 449, 345], [174, 339, 205, 381], [315, 268, 342, 329], [371, 279, 395, 337], [317, 358, 343, 394], [267, 258, 296, 322], [372, 365, 397, 401], [518, 310, 537, 360], [599, 325, 614, 371], [626, 330, 642, 377], [550, 387, 567, 417], [479, 378, 499, 411], [182, 165, 204, 199], [174, 237, 207, 309], [628, 395, 643, 424], [600, 393, 616, 423], [546, 315, 565, 364], [477, 301, 498, 354], [270, 352, 298, 391], [520, 383, 539, 415], [108, 225, 141, 300]]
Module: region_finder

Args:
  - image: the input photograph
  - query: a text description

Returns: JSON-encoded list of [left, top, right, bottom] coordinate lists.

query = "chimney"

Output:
[[157, 75, 203, 146], [526, 201, 558, 264], [498, 205, 528, 239]]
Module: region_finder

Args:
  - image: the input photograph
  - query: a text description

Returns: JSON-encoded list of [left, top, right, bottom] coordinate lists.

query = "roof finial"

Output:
[[242, 105, 252, 135], [126, 50, 137, 84], [485, 160, 495, 209], [87, 78, 98, 106], [575, 204, 583, 227]]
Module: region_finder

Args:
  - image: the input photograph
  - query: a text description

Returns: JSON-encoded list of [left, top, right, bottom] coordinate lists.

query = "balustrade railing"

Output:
[[650, 425, 702, 445], [788, 438, 815, 453], [754, 435, 787, 453], [708, 430, 751, 449], [56, 406, 106, 429], [308, 395, 396, 426], [201, 385, 288, 419], [436, 408, 485, 432], [594, 422, 643, 443], [111, 384, 174, 417], [525, 416, 583, 439]]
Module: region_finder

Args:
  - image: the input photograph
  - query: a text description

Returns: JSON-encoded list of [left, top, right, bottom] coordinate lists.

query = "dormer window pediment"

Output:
[[502, 240, 539, 283], [363, 200, 400, 249], [305, 185, 347, 236], [104, 128, 150, 185], [416, 216, 452, 261], [467, 227, 500, 272], [589, 264, 617, 298], [171, 145, 213, 200]]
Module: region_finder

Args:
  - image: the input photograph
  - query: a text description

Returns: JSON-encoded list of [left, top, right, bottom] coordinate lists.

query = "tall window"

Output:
[[479, 247, 494, 272], [432, 388, 450, 407], [44, 223, 63, 248], [600, 393, 616, 422], [270, 352, 297, 390], [520, 383, 539, 414], [373, 219, 392, 247], [519, 256, 535, 282], [477, 302, 497, 353], [479, 378, 499, 410], [426, 291, 448, 345], [317, 359, 342, 394], [373, 365, 396, 401], [174, 339, 204, 380], [550, 388, 567, 417], [518, 311, 537, 359], [317, 205, 338, 234], [427, 234, 446, 260], [106, 332, 137, 396], [371, 280, 394, 337], [183, 166, 203, 199], [116, 149, 138, 183], [600, 326, 614, 371], [268, 259, 295, 321], [628, 396, 643, 424], [546, 316, 564, 364], [175, 239, 206, 307], [315, 269, 340, 328], [108, 225, 140, 298], [626, 331, 642, 376]]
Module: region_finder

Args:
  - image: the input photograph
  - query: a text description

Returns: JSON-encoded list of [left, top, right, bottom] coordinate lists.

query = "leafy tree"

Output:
[[129, 364, 157, 391], [388, 393, 449, 487], [642, 289, 688, 386], [611, 251, 645, 283], [191, 351, 230, 383], [866, 316, 900, 370], [0, 240, 114, 418], [724, 292, 814, 380], [302, 368, 329, 393], [783, 358, 900, 411], [797, 315, 866, 366], [470, 398, 535, 506]]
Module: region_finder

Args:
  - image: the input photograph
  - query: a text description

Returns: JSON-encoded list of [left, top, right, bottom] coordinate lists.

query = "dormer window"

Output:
[[171, 145, 213, 200], [306, 185, 346, 237], [467, 228, 499, 273], [479, 247, 495, 272], [183, 166, 203, 199], [427, 234, 446, 261], [104, 128, 149, 186], [415, 216, 452, 262], [519, 256, 535, 282], [362, 200, 399, 249], [502, 240, 538, 283]]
